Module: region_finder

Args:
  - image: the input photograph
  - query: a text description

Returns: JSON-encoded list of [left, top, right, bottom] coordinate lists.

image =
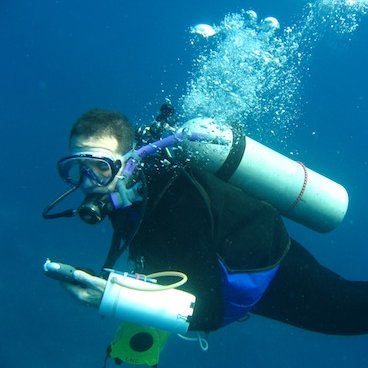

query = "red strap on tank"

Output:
[[289, 161, 308, 211]]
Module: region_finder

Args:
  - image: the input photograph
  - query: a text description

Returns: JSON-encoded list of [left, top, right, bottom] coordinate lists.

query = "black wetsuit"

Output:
[[253, 238, 368, 335], [107, 167, 368, 335]]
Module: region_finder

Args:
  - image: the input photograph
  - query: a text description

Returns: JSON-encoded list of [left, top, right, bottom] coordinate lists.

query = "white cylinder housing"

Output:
[[181, 117, 349, 233], [99, 272, 196, 334]]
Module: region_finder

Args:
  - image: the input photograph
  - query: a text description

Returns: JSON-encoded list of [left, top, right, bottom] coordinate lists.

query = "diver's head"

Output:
[[43, 108, 144, 224], [62, 109, 136, 194], [68, 108, 135, 155]]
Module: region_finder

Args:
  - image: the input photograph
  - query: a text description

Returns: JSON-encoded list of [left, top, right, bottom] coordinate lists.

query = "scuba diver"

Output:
[[43, 103, 368, 367]]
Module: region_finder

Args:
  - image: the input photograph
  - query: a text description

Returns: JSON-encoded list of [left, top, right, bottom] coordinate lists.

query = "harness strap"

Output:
[[102, 229, 125, 271]]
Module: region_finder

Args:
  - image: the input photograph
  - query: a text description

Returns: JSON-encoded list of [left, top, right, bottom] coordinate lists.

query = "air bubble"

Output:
[[180, 1, 367, 147], [191, 24, 217, 38], [260, 17, 280, 32], [245, 10, 258, 25]]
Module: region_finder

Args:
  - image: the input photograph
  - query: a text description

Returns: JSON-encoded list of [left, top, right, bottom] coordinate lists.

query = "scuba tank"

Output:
[[178, 117, 349, 233]]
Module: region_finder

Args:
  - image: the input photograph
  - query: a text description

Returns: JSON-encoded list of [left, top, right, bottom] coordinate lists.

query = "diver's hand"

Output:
[[62, 270, 107, 308]]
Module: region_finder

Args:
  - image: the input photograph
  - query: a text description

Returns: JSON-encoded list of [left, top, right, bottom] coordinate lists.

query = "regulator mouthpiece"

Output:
[[77, 193, 110, 224]]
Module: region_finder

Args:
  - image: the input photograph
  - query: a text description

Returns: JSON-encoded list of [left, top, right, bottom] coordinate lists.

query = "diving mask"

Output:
[[43, 147, 144, 224], [57, 148, 125, 187]]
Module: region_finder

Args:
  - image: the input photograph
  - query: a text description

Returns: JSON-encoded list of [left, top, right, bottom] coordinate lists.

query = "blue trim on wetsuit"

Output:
[[218, 259, 279, 326]]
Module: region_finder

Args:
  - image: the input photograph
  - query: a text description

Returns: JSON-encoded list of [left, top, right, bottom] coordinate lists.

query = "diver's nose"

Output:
[[80, 171, 96, 192]]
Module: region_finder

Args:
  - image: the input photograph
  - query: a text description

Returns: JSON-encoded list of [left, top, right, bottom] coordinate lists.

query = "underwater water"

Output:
[[1, 0, 367, 367]]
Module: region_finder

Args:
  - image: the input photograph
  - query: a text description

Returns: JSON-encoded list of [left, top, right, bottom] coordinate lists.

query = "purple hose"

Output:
[[122, 129, 218, 178]]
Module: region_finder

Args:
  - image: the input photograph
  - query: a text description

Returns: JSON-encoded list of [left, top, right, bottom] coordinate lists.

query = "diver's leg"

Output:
[[252, 238, 368, 335]]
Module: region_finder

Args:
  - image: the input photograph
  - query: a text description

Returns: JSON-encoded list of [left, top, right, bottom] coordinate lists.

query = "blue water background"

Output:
[[1, 0, 367, 367]]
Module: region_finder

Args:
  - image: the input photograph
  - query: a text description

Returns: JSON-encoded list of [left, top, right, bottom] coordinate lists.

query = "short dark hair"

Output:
[[69, 108, 135, 154]]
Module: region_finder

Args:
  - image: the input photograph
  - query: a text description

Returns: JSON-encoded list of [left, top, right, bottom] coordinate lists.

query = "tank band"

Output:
[[215, 129, 246, 182]]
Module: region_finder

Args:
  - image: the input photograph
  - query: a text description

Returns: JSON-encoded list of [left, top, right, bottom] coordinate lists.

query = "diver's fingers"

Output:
[[61, 282, 84, 298], [73, 270, 107, 292], [62, 282, 103, 307]]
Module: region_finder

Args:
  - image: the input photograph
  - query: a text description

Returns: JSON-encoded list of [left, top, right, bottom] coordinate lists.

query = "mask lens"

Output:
[[85, 158, 113, 185], [58, 155, 116, 186]]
